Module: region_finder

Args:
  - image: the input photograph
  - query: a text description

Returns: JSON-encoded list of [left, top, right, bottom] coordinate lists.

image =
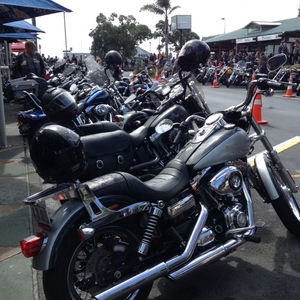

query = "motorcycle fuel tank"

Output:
[[176, 126, 250, 171], [85, 89, 111, 106], [145, 104, 189, 131]]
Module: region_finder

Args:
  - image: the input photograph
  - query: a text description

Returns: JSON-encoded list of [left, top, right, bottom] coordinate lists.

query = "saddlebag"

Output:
[[80, 130, 134, 181]]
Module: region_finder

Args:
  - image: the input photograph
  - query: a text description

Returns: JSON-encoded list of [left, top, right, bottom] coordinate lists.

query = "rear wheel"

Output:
[[270, 167, 300, 237], [43, 225, 153, 300]]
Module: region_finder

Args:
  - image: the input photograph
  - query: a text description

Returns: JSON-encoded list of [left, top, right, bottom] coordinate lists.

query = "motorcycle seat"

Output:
[[129, 126, 148, 146], [86, 159, 189, 202], [77, 122, 121, 136]]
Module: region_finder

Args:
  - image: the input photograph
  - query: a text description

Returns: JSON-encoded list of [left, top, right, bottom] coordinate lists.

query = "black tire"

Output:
[[270, 168, 300, 237], [43, 222, 153, 300]]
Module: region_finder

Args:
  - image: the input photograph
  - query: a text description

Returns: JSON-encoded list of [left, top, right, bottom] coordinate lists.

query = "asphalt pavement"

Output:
[[0, 85, 299, 300]]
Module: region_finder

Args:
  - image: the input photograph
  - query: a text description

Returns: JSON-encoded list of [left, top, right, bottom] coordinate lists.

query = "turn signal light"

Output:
[[20, 234, 45, 258]]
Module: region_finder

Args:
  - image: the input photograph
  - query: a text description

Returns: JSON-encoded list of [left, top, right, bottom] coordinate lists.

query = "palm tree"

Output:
[[140, 0, 180, 59]]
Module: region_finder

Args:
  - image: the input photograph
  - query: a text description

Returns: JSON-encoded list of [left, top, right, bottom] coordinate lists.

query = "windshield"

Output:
[[84, 55, 106, 86], [62, 64, 77, 76], [187, 74, 210, 114]]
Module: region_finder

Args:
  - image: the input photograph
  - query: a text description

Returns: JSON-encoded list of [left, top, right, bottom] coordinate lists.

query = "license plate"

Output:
[[31, 204, 51, 226]]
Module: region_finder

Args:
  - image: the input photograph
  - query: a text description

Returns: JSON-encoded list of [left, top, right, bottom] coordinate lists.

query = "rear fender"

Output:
[[32, 195, 148, 270], [253, 153, 279, 201], [32, 199, 85, 270]]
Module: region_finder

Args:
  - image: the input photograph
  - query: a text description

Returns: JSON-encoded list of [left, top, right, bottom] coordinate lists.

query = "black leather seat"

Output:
[[86, 159, 189, 202], [129, 126, 148, 146], [77, 122, 120, 136]]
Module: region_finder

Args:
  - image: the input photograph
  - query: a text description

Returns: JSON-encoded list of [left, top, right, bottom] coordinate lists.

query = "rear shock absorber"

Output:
[[138, 201, 164, 256]]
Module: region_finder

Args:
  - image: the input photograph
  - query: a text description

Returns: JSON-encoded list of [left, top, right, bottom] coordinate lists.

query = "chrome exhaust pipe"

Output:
[[94, 204, 208, 300], [168, 238, 244, 280]]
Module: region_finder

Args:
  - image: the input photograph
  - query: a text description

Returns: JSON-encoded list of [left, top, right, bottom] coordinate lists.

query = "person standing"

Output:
[[13, 41, 45, 78], [71, 54, 78, 64], [292, 40, 299, 65], [278, 41, 288, 55]]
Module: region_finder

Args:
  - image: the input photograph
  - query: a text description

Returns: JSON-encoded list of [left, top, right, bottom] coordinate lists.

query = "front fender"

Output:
[[32, 199, 85, 270], [253, 153, 279, 201]]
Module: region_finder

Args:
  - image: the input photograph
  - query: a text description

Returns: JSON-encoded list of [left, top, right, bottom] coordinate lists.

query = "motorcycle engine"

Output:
[[208, 165, 249, 232]]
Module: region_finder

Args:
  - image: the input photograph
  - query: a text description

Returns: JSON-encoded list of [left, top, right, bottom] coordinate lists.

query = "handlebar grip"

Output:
[[267, 80, 282, 88]]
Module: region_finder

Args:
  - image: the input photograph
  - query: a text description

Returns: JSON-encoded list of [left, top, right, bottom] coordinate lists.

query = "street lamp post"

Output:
[[221, 17, 226, 34]]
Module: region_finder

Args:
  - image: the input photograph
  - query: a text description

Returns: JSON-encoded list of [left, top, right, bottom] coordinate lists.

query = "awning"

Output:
[[0, 0, 71, 24], [3, 20, 44, 32], [0, 32, 39, 40]]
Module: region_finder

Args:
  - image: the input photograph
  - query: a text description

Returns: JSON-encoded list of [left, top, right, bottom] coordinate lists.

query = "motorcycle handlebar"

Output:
[[173, 115, 205, 146], [232, 78, 296, 111]]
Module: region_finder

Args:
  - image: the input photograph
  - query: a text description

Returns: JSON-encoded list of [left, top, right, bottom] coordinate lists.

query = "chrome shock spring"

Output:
[[138, 205, 163, 256]]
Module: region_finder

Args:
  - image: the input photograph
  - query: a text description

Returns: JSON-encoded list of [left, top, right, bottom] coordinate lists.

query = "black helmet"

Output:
[[41, 88, 78, 121], [178, 40, 210, 71], [105, 50, 122, 67], [30, 124, 86, 183]]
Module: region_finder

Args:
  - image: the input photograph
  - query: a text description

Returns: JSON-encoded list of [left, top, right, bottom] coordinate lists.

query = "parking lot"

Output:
[[148, 85, 300, 300]]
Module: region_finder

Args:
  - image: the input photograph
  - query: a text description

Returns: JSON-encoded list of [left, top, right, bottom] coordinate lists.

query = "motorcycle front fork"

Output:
[[250, 114, 299, 193]]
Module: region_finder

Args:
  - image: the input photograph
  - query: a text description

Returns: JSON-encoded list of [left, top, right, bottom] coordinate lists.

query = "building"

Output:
[[134, 47, 150, 59], [204, 17, 300, 56]]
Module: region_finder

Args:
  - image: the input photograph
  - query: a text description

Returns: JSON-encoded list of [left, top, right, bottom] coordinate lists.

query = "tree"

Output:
[[89, 13, 152, 59], [140, 0, 180, 59], [154, 20, 199, 52]]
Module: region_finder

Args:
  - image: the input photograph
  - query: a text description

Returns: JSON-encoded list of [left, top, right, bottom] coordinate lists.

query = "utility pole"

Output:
[[221, 17, 226, 34], [63, 12, 68, 54]]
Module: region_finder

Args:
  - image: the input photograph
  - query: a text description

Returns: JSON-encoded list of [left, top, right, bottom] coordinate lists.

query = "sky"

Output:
[[32, 0, 300, 58]]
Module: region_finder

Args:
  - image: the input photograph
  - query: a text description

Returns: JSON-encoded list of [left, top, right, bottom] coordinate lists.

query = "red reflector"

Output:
[[58, 194, 65, 201], [20, 234, 44, 258]]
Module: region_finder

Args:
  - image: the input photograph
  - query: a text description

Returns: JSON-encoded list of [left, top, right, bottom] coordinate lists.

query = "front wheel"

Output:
[[43, 225, 153, 300], [270, 167, 300, 237]]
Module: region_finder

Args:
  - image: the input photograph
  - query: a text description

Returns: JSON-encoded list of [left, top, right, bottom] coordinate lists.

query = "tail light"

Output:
[[114, 115, 124, 123], [20, 234, 46, 258], [18, 114, 25, 125], [45, 73, 51, 80]]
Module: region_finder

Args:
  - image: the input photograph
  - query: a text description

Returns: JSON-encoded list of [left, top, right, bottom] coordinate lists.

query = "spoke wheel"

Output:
[[270, 166, 300, 237], [67, 226, 152, 300]]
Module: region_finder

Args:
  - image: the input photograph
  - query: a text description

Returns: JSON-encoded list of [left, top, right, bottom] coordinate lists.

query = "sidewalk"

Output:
[[0, 101, 43, 299]]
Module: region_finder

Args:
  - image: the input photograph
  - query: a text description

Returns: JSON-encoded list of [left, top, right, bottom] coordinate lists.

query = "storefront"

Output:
[[204, 17, 300, 56]]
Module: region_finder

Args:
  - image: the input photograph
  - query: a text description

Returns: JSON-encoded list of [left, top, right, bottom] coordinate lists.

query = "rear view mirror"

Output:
[[267, 54, 287, 71]]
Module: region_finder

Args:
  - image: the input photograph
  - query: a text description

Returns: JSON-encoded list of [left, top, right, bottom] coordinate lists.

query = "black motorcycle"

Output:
[[29, 72, 210, 183]]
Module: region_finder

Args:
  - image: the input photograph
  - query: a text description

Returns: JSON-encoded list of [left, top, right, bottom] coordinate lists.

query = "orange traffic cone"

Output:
[[211, 69, 219, 88], [154, 68, 159, 81], [159, 71, 166, 83], [283, 71, 296, 98], [252, 93, 268, 124]]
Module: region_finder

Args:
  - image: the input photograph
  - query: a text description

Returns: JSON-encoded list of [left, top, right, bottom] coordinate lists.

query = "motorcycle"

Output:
[[28, 72, 210, 183], [20, 54, 300, 300]]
